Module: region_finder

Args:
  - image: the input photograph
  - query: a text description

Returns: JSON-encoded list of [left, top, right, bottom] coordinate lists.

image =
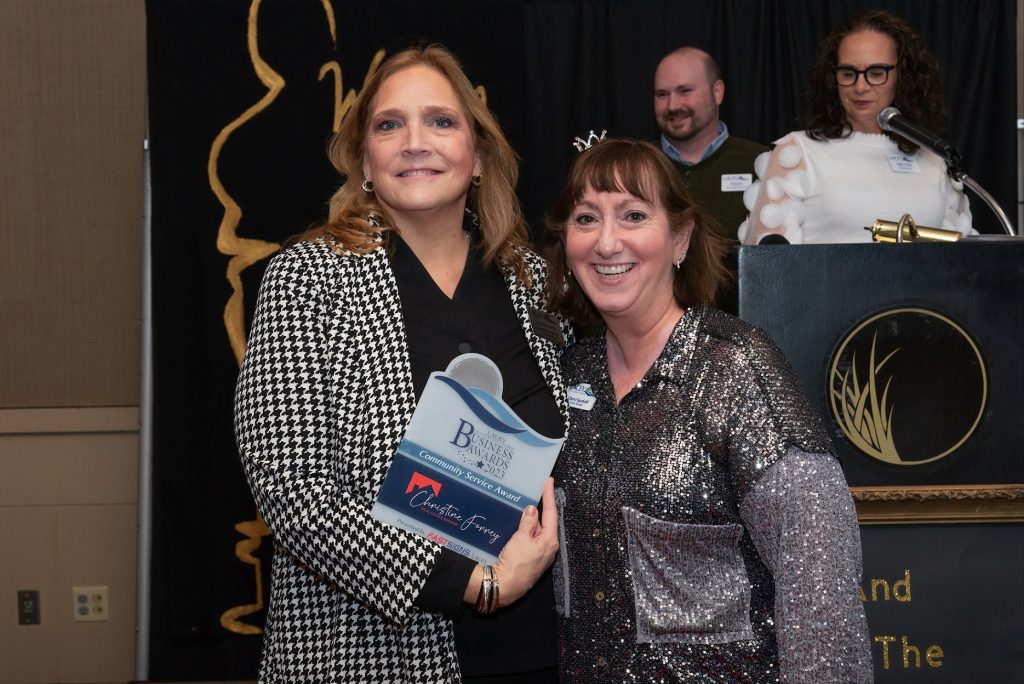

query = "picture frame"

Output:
[[852, 484, 1024, 524]]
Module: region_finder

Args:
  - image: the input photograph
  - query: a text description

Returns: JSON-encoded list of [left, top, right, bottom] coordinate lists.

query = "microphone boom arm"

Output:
[[878, 107, 1016, 235], [957, 172, 1016, 236]]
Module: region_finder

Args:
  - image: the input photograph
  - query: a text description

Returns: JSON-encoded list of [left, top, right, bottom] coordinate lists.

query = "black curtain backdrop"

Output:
[[145, 0, 1017, 679], [520, 0, 1017, 235]]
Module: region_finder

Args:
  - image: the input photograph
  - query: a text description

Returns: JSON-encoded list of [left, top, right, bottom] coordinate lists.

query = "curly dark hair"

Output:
[[542, 139, 729, 330], [803, 9, 947, 153]]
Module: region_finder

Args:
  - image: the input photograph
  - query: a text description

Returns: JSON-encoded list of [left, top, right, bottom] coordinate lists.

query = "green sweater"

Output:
[[671, 135, 768, 241]]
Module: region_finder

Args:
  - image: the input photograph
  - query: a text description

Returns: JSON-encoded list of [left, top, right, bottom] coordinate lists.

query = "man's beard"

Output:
[[660, 108, 706, 142]]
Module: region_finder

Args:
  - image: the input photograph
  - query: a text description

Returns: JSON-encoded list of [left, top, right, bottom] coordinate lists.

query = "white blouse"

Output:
[[740, 130, 974, 245]]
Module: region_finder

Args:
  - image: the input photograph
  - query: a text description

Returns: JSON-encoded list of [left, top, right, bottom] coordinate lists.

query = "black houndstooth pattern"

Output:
[[235, 239, 569, 682]]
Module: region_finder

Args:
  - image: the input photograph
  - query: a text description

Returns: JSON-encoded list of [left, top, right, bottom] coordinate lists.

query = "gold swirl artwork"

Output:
[[211, 0, 383, 636], [218, 518, 271, 635], [211, 0, 492, 636]]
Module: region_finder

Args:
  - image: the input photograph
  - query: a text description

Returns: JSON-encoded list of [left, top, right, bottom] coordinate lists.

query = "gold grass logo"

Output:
[[828, 308, 987, 466]]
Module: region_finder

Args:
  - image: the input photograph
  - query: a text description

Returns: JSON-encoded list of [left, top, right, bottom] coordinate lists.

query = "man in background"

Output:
[[654, 46, 767, 241]]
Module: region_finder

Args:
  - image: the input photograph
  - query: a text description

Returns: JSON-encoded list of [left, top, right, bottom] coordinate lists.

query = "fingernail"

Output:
[[525, 505, 537, 515]]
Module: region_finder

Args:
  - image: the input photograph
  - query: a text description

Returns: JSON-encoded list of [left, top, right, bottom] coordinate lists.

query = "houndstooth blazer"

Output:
[[235, 238, 569, 683]]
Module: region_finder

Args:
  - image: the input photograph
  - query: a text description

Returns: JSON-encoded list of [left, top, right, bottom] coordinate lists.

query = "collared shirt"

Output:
[[661, 120, 729, 165]]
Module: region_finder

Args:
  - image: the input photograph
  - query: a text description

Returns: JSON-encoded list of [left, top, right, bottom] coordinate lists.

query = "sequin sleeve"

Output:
[[703, 316, 833, 501], [739, 447, 874, 682]]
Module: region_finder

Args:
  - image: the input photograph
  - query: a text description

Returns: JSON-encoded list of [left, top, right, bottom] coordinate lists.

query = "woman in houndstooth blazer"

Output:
[[235, 46, 569, 683]]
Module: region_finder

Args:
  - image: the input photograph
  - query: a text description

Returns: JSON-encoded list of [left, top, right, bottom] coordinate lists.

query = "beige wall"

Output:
[[0, 409, 138, 683], [0, 0, 144, 408], [0, 1, 145, 682]]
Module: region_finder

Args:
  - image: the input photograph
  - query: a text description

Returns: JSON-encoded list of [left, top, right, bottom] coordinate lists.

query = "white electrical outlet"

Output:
[[71, 585, 108, 622]]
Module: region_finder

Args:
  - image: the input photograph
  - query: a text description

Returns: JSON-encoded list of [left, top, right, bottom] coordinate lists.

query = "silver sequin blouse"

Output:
[[554, 306, 872, 683]]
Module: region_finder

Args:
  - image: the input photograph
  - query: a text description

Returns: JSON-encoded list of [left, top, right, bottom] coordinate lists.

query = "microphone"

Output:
[[876, 107, 961, 165], [758, 233, 790, 245]]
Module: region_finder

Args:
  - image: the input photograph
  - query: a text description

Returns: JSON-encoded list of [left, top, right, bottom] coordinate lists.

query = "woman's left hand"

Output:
[[491, 477, 559, 607]]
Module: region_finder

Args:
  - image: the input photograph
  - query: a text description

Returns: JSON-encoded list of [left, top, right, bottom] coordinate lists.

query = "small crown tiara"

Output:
[[572, 129, 607, 152]]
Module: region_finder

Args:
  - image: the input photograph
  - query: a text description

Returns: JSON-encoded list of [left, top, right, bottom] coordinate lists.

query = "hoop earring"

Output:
[[361, 178, 374, 193], [471, 175, 482, 188]]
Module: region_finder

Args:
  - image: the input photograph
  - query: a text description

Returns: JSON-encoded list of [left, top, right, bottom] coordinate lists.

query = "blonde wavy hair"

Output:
[[303, 44, 529, 279]]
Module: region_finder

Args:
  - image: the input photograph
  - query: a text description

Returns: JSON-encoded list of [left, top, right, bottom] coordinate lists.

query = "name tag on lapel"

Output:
[[529, 308, 566, 346], [721, 173, 753, 192], [887, 153, 921, 173], [567, 383, 596, 410]]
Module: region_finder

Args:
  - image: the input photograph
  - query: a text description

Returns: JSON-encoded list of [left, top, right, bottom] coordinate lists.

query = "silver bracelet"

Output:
[[474, 565, 500, 615]]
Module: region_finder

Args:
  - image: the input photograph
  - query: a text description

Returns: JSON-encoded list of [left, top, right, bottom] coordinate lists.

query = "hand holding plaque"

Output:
[[372, 354, 564, 564], [491, 478, 559, 607]]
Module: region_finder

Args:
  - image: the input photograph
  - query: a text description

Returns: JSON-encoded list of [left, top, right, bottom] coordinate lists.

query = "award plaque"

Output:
[[372, 354, 564, 564]]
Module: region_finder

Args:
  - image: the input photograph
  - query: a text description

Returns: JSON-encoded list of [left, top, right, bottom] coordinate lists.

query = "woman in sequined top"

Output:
[[542, 139, 873, 682]]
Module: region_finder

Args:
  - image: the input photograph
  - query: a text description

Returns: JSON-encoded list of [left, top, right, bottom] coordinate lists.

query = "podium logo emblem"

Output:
[[828, 307, 987, 465]]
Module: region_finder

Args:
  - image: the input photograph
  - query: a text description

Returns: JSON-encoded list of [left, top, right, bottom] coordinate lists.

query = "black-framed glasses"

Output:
[[832, 64, 896, 86]]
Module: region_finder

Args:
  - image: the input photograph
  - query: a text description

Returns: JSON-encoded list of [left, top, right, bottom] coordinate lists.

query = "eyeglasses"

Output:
[[832, 64, 896, 86]]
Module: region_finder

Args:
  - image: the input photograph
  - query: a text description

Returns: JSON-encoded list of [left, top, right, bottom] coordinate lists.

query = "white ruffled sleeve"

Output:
[[739, 135, 810, 245], [943, 175, 976, 236]]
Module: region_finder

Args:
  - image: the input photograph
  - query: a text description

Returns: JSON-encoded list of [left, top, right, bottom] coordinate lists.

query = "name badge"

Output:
[[529, 308, 566, 346], [887, 153, 921, 173], [721, 173, 753, 192], [567, 383, 596, 411]]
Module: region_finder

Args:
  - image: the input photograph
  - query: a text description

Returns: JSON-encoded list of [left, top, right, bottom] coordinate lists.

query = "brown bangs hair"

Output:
[[543, 139, 729, 329], [299, 44, 530, 279]]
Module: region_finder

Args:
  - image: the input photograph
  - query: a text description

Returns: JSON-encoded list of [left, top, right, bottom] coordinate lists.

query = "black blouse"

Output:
[[391, 231, 561, 676]]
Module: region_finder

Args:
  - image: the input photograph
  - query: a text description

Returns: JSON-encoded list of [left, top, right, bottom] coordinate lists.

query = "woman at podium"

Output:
[[740, 9, 975, 245], [544, 138, 872, 682]]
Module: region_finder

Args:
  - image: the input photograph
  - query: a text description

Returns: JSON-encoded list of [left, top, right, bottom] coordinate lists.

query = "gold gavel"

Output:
[[867, 214, 962, 243]]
